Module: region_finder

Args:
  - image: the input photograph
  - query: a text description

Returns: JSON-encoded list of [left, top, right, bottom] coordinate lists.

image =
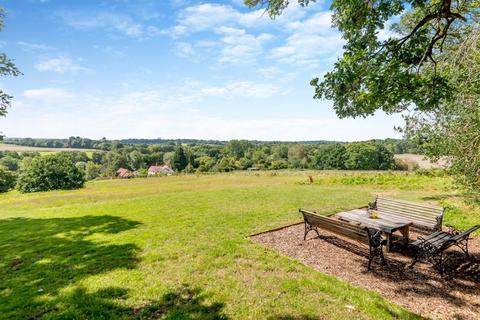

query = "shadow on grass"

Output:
[[135, 284, 229, 320], [0, 216, 230, 319], [0, 215, 140, 319], [267, 315, 319, 320], [47, 284, 229, 319]]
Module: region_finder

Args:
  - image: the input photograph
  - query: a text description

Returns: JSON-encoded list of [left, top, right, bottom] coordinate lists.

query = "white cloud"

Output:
[[23, 88, 74, 104], [20, 79, 280, 117], [217, 27, 273, 64], [271, 33, 343, 67], [268, 10, 344, 68], [200, 81, 280, 98], [1, 108, 403, 141], [17, 41, 55, 51], [286, 11, 333, 32], [35, 57, 91, 74], [5, 76, 402, 141], [59, 11, 161, 39], [168, 3, 338, 67], [171, 27, 273, 65], [175, 42, 195, 58], [176, 3, 241, 33], [168, 2, 312, 36]]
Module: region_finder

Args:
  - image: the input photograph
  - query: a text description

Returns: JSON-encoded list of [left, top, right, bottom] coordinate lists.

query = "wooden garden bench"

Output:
[[409, 224, 480, 276], [299, 208, 387, 270], [372, 196, 445, 231]]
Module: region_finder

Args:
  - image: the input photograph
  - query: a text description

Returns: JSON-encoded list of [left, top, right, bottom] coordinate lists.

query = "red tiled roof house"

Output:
[[116, 167, 133, 178]]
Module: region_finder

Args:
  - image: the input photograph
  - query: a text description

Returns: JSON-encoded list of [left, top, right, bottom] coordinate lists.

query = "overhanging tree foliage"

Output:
[[403, 28, 480, 193], [247, 0, 480, 192], [0, 7, 21, 139], [246, 0, 477, 117]]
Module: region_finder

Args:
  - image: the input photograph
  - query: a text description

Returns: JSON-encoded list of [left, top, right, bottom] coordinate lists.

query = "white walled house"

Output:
[[147, 165, 174, 176]]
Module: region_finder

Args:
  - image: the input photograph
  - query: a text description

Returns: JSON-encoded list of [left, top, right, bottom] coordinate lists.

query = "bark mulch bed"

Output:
[[251, 223, 480, 320]]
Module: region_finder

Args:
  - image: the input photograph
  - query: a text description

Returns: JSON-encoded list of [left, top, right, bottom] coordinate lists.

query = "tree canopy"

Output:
[[0, 8, 21, 119], [247, 0, 480, 192], [246, 0, 478, 118], [404, 28, 480, 193]]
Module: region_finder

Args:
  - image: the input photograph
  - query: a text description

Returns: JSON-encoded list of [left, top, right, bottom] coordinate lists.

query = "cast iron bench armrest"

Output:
[[410, 224, 479, 276]]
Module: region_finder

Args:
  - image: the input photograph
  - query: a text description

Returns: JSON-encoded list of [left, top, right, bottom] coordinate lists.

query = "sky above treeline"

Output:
[[0, 0, 403, 141]]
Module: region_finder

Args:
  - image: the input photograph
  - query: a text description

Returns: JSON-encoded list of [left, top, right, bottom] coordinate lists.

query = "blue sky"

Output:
[[0, 0, 403, 141]]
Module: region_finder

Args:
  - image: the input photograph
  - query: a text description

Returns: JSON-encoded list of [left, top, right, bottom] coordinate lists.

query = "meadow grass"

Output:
[[0, 171, 478, 319]]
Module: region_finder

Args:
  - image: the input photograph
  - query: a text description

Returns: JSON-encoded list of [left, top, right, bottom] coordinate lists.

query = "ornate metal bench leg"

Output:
[[409, 251, 419, 268], [368, 248, 374, 271], [380, 248, 386, 265], [455, 239, 470, 261], [367, 246, 384, 271], [431, 253, 444, 277], [304, 222, 320, 240]]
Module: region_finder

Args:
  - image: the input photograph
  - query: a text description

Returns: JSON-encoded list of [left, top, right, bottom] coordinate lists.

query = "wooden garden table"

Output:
[[335, 209, 413, 252]]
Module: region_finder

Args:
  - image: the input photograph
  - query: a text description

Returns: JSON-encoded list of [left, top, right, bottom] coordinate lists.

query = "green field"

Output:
[[0, 143, 94, 157], [1, 171, 478, 319]]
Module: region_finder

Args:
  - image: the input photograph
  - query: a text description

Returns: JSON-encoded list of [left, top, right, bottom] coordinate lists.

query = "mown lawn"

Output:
[[1, 171, 478, 319]]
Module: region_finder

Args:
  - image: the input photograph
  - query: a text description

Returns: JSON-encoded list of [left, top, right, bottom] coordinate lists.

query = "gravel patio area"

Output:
[[252, 222, 480, 320]]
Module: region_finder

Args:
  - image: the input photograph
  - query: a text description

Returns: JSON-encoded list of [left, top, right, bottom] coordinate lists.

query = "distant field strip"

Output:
[[0, 143, 94, 153], [394, 154, 449, 169]]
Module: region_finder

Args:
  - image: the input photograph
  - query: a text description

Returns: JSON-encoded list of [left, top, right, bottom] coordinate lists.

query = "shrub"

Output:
[[270, 159, 289, 170], [415, 168, 448, 177], [214, 157, 237, 172], [0, 166, 16, 193], [312, 144, 347, 169], [0, 156, 19, 171], [195, 156, 216, 173], [237, 157, 253, 170], [85, 162, 102, 180], [345, 143, 394, 170], [136, 168, 148, 178], [17, 153, 85, 193], [172, 146, 188, 171]]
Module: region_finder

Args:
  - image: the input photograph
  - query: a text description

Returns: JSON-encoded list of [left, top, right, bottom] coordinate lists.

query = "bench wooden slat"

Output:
[[374, 196, 444, 231], [377, 212, 436, 228], [303, 212, 365, 232], [300, 209, 388, 271], [424, 233, 451, 247], [377, 203, 439, 218], [376, 197, 443, 211], [302, 219, 368, 241], [377, 201, 443, 214], [376, 202, 442, 217], [300, 210, 369, 244], [377, 210, 437, 224]]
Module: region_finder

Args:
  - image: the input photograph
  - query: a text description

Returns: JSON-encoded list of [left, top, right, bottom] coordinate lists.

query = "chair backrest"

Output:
[[299, 209, 370, 244], [374, 196, 444, 230]]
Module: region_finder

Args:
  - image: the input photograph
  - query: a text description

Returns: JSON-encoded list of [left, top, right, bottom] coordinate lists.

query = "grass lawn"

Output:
[[1, 171, 479, 319]]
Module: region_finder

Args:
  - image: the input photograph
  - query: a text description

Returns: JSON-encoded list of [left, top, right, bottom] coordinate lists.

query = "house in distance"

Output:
[[148, 165, 174, 176], [117, 168, 133, 179]]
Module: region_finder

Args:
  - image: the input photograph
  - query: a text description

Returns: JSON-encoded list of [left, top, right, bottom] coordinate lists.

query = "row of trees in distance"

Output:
[[3, 137, 420, 154], [0, 139, 411, 193]]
